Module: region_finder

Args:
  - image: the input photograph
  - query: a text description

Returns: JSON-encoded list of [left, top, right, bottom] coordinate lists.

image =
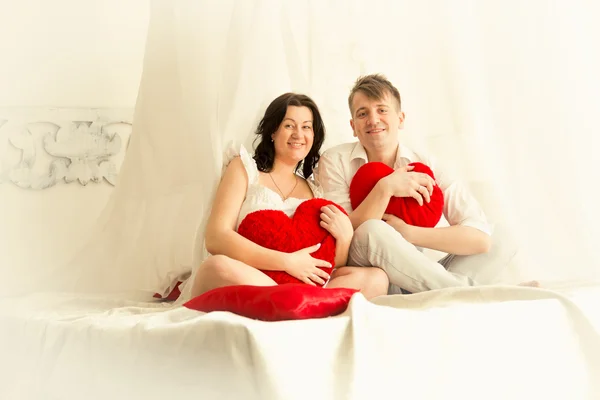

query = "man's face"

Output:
[[350, 91, 405, 152]]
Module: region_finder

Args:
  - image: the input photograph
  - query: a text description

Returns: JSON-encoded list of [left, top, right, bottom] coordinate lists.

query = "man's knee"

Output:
[[352, 219, 404, 246], [354, 219, 389, 236], [351, 218, 413, 255], [349, 219, 415, 267]]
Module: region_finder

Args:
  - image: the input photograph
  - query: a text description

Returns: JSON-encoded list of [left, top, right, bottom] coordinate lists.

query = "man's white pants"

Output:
[[347, 220, 518, 294]]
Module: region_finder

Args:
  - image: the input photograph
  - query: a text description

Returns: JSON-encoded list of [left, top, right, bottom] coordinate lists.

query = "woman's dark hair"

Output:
[[253, 93, 325, 179]]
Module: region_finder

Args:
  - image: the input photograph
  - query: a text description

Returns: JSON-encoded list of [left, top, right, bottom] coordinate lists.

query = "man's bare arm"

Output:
[[349, 166, 435, 229], [349, 181, 393, 229], [383, 213, 491, 255]]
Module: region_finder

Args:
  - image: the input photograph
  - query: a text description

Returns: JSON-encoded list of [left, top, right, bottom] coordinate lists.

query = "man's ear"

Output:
[[350, 119, 357, 137], [398, 111, 406, 129]]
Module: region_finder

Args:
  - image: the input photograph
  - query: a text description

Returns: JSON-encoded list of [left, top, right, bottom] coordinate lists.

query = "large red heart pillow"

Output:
[[349, 162, 444, 227], [237, 198, 346, 285], [184, 284, 358, 321]]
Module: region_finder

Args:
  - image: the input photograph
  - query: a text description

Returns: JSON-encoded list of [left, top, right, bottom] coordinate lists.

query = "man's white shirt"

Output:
[[314, 141, 492, 235]]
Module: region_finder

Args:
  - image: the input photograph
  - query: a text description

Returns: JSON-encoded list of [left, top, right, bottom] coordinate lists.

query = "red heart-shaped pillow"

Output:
[[237, 198, 346, 285], [349, 162, 444, 227], [184, 284, 358, 321]]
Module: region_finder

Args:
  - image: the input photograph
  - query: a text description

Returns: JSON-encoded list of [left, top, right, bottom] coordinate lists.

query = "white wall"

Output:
[[0, 0, 149, 108], [0, 0, 149, 285]]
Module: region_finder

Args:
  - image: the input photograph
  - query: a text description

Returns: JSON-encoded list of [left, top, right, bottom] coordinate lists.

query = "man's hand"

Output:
[[379, 165, 435, 206], [382, 213, 414, 242]]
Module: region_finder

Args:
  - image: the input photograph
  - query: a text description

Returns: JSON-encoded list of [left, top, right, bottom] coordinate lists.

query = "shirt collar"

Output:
[[350, 141, 417, 168]]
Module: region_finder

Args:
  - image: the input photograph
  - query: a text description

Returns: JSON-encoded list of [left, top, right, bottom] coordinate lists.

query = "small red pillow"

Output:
[[237, 198, 346, 286], [183, 284, 358, 321], [349, 161, 444, 227]]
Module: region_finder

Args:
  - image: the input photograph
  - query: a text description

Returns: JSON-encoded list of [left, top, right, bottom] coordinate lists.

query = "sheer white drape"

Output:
[[11, 0, 599, 297]]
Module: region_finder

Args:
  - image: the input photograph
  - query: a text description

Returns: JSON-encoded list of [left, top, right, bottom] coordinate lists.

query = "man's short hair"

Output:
[[348, 73, 402, 115]]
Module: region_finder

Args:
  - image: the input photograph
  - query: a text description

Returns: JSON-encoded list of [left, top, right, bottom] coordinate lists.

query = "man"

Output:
[[315, 74, 537, 293]]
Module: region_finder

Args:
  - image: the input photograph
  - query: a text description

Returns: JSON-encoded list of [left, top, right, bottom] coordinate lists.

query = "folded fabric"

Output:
[[349, 161, 444, 227], [153, 281, 182, 301], [183, 284, 358, 321]]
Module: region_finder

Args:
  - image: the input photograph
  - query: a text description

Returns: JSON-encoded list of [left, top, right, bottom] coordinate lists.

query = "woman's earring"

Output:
[[271, 138, 274, 142]]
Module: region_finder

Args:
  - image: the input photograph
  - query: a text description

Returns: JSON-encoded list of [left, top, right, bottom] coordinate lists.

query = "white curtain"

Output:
[[11, 0, 599, 297]]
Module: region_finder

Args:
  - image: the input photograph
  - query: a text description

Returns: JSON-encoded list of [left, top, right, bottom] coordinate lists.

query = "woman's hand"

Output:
[[320, 205, 353, 244], [282, 243, 332, 285]]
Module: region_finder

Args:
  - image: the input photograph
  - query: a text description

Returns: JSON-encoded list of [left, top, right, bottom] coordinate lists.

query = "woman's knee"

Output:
[[191, 255, 237, 296], [369, 267, 389, 285], [198, 255, 234, 276], [331, 266, 389, 298], [366, 267, 389, 294]]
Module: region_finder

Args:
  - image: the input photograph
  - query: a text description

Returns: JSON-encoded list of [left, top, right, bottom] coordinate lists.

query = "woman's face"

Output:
[[271, 105, 315, 165]]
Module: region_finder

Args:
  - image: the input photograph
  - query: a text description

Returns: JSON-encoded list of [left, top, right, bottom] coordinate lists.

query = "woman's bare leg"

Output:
[[326, 266, 389, 300], [190, 255, 277, 298]]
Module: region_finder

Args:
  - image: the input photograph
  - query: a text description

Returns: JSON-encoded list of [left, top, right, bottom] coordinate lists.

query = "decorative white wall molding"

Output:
[[0, 108, 133, 189]]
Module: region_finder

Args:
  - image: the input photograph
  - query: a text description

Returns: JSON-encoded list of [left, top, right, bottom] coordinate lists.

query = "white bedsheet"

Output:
[[1, 282, 599, 400]]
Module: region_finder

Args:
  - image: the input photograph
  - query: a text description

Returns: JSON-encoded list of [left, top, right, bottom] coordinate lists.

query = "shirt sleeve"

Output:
[[306, 176, 324, 198], [223, 143, 259, 185], [427, 155, 492, 236], [314, 151, 353, 214]]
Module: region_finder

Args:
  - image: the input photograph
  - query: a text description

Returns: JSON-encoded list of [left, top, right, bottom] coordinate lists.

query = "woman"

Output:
[[190, 93, 388, 299]]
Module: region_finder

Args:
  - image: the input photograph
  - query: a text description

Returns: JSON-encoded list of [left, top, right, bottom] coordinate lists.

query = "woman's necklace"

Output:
[[268, 172, 298, 201]]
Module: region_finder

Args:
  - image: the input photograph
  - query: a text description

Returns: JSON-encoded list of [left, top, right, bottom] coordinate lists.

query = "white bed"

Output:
[[3, 2, 600, 399], [1, 281, 599, 400]]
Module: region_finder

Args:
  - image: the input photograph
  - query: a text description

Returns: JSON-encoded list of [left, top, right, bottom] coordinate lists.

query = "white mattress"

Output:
[[1, 282, 599, 400]]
